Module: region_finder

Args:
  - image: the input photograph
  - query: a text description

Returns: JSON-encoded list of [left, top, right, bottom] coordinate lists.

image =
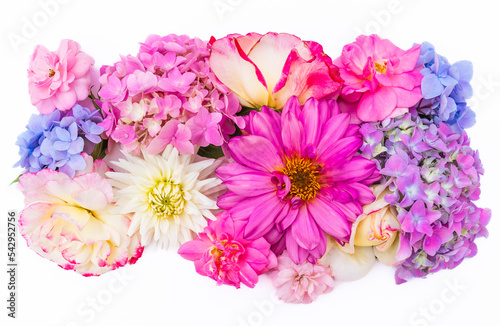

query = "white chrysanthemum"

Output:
[[106, 145, 224, 248]]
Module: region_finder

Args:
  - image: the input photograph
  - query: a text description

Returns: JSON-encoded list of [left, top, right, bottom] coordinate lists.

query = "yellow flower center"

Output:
[[48, 69, 55, 78], [282, 157, 321, 201], [148, 181, 185, 218], [374, 62, 387, 74]]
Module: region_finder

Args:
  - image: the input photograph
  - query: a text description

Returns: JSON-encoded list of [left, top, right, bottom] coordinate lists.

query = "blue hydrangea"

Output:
[[414, 41, 475, 132], [15, 105, 104, 178]]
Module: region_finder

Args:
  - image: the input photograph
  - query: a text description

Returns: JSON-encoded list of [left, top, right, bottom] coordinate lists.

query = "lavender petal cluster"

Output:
[[359, 109, 491, 284], [15, 104, 104, 178], [414, 42, 475, 133]]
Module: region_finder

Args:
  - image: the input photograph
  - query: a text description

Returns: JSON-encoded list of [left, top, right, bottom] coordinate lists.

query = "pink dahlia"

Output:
[[210, 32, 343, 110], [269, 250, 334, 304], [28, 39, 95, 114], [216, 97, 380, 264], [178, 212, 277, 288], [334, 34, 423, 122]]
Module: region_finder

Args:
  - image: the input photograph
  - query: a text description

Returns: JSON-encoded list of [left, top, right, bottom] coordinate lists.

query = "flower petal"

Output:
[[210, 36, 268, 108], [228, 135, 282, 173]]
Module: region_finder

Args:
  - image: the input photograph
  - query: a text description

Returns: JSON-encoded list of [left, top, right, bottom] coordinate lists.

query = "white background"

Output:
[[1, 0, 499, 325]]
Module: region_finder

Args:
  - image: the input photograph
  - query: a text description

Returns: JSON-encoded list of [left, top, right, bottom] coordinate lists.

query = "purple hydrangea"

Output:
[[360, 109, 490, 284], [414, 42, 475, 133], [15, 104, 104, 178]]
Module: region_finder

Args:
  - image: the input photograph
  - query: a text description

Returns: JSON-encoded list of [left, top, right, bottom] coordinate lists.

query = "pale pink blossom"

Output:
[[28, 39, 95, 114], [269, 251, 334, 304]]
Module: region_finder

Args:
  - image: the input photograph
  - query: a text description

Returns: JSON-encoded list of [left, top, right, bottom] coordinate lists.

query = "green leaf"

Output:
[[10, 174, 22, 185], [197, 144, 224, 159], [236, 106, 255, 117], [91, 139, 108, 160], [88, 86, 103, 117]]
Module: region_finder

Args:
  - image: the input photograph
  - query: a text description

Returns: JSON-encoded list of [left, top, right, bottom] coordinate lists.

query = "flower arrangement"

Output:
[[14, 32, 490, 303]]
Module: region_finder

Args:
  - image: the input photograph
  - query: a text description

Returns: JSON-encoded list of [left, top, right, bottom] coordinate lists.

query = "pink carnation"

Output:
[[334, 34, 423, 122], [178, 212, 277, 288], [17, 157, 143, 276], [28, 39, 95, 114], [269, 251, 334, 304]]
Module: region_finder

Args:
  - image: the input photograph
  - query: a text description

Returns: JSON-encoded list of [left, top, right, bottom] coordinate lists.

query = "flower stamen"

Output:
[[148, 181, 185, 218], [374, 62, 387, 74], [282, 157, 321, 201]]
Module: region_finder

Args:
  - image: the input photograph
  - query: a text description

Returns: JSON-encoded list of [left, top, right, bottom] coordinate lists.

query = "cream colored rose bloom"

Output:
[[320, 182, 402, 281]]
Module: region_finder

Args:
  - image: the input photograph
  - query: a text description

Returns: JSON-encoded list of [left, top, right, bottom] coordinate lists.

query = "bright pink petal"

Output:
[[224, 172, 275, 197], [393, 86, 423, 108], [244, 195, 285, 239], [307, 195, 351, 241], [357, 87, 397, 122], [324, 156, 378, 183], [228, 135, 282, 173], [291, 205, 321, 251], [178, 240, 210, 261]]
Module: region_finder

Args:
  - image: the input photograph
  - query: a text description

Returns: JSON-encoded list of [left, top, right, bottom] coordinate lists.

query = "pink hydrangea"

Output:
[[178, 212, 277, 288], [334, 34, 423, 122], [17, 155, 143, 276], [28, 39, 95, 114], [269, 251, 334, 304], [98, 34, 244, 155]]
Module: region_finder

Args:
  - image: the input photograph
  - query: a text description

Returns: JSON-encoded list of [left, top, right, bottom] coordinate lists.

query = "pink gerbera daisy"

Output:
[[216, 97, 380, 264]]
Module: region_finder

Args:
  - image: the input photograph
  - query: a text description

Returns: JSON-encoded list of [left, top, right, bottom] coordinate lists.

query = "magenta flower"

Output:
[[217, 97, 380, 264], [269, 250, 334, 304], [28, 39, 95, 114], [210, 32, 343, 110], [178, 212, 277, 288], [334, 34, 423, 122]]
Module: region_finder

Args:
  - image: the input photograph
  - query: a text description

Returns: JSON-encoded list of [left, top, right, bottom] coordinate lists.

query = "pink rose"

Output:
[[209, 32, 342, 110], [28, 39, 95, 114], [17, 157, 143, 276], [334, 34, 423, 122]]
